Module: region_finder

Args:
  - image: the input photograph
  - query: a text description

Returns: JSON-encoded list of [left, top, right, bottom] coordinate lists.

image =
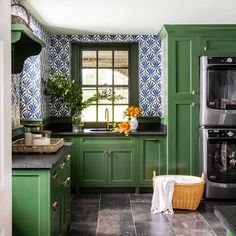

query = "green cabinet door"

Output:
[[169, 36, 199, 98], [12, 170, 50, 236], [107, 148, 136, 186], [79, 147, 107, 187], [200, 36, 236, 56], [168, 99, 199, 175], [139, 136, 165, 186]]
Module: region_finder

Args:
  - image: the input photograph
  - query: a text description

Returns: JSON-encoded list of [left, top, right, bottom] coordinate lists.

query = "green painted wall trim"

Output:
[[159, 24, 236, 39]]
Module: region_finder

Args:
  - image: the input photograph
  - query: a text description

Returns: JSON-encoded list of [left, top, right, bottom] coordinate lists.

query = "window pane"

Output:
[[98, 51, 112, 67], [114, 87, 129, 104], [98, 69, 112, 85], [82, 51, 96, 67], [98, 105, 112, 122], [114, 105, 128, 122], [82, 105, 96, 121], [114, 69, 128, 85], [82, 87, 97, 103], [98, 87, 112, 104], [114, 51, 128, 67], [82, 69, 96, 85]]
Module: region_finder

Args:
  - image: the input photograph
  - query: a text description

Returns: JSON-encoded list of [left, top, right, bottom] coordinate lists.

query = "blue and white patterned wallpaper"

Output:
[[11, 2, 163, 128], [11, 0, 51, 128], [50, 35, 161, 117]]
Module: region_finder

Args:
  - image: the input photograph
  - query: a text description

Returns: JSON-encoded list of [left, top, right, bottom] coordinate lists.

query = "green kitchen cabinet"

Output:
[[168, 99, 199, 175], [52, 135, 77, 191], [200, 36, 236, 56], [159, 25, 236, 176], [79, 143, 136, 187], [139, 136, 166, 186], [12, 149, 71, 236]]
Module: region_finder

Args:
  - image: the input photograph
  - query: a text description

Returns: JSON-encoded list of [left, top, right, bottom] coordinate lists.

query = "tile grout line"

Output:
[[166, 214, 177, 236], [199, 212, 218, 236], [95, 193, 102, 236], [129, 194, 138, 236]]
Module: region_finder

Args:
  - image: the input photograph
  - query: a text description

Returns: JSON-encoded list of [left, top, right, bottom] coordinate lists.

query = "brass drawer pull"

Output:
[[52, 172, 58, 180], [144, 138, 159, 141], [52, 201, 58, 210], [60, 162, 66, 169], [66, 154, 71, 161], [61, 177, 71, 188]]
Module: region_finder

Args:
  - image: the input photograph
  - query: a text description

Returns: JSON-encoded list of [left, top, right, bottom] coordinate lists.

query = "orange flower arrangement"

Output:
[[113, 121, 131, 136], [124, 106, 140, 119]]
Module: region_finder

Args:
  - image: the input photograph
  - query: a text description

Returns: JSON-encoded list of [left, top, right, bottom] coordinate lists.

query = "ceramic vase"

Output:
[[130, 116, 138, 131]]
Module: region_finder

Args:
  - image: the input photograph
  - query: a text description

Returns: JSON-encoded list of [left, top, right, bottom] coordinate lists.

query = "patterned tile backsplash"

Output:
[[11, 2, 162, 128]]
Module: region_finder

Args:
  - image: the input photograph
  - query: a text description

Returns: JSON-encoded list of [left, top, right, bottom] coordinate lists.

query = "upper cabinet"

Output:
[[11, 24, 45, 74]]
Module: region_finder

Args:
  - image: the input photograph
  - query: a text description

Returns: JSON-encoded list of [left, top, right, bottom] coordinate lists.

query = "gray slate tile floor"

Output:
[[68, 193, 235, 236]]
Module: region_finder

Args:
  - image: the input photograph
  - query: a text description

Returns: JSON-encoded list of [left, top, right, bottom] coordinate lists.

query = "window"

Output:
[[72, 43, 139, 126]]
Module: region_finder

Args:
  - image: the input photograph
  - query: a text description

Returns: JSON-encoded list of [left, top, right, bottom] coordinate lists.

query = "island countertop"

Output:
[[214, 206, 236, 235], [12, 142, 72, 169]]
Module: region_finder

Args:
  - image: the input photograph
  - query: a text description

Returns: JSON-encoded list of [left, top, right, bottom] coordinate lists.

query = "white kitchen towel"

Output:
[[151, 175, 202, 215]]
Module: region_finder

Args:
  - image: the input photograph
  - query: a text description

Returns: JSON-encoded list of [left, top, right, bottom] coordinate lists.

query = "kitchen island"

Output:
[[12, 143, 72, 236]]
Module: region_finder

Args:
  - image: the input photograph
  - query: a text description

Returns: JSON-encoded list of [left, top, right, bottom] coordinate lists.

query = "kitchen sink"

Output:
[[89, 128, 112, 132]]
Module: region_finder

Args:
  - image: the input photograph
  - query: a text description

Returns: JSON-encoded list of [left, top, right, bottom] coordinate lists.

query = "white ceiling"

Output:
[[22, 0, 236, 35]]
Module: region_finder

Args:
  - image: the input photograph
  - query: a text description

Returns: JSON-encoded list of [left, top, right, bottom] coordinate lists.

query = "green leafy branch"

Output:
[[43, 72, 123, 114]]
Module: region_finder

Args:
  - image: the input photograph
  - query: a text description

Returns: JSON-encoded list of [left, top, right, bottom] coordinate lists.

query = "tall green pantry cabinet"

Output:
[[159, 25, 236, 175]]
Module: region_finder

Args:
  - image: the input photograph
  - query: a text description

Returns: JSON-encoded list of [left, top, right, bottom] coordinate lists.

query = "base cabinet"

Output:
[[12, 150, 71, 236], [79, 146, 136, 187], [139, 136, 165, 186]]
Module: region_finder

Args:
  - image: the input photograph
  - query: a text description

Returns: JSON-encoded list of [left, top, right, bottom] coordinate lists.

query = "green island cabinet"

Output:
[[159, 25, 236, 175], [52, 135, 166, 191], [12, 146, 71, 236]]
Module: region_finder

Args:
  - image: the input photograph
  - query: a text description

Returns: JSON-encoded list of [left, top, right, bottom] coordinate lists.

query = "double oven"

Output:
[[200, 56, 236, 198]]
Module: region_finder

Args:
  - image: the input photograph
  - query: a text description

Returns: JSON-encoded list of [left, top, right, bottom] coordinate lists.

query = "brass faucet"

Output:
[[105, 108, 109, 130]]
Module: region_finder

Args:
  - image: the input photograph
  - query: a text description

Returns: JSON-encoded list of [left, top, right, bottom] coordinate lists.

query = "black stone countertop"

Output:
[[12, 142, 72, 169], [214, 206, 236, 235], [52, 123, 167, 136]]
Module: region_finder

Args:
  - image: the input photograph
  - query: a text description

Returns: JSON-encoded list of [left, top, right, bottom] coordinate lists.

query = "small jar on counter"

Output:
[[24, 124, 43, 146], [32, 130, 51, 146]]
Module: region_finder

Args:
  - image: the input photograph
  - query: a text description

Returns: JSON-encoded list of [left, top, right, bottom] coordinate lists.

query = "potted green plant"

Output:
[[43, 72, 116, 132]]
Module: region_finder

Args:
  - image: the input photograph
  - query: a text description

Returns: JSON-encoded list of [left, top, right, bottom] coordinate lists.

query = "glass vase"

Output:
[[72, 111, 84, 133], [130, 116, 138, 131]]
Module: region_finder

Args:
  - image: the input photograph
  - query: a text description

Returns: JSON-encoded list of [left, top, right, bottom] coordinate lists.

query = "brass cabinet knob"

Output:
[[52, 201, 58, 210], [52, 172, 58, 180], [204, 46, 207, 51], [66, 154, 71, 161], [60, 162, 66, 169]]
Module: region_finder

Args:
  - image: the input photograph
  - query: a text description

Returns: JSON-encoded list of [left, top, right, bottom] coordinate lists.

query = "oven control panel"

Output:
[[207, 57, 236, 64], [208, 129, 236, 138]]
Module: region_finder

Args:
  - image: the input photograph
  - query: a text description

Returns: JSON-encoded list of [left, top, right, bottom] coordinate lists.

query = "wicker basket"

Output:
[[12, 138, 64, 154], [152, 171, 205, 210]]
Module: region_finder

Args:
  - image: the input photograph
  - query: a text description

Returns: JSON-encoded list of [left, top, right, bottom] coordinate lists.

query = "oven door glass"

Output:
[[208, 139, 236, 183], [207, 66, 236, 110]]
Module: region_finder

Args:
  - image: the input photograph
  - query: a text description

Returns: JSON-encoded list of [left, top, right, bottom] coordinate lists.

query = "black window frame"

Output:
[[71, 42, 139, 127]]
